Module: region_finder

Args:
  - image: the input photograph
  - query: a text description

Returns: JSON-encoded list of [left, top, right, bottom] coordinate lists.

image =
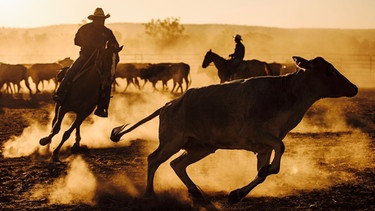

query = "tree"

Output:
[[144, 17, 185, 49]]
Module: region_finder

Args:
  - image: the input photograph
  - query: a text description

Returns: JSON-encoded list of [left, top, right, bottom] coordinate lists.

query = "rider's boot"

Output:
[[94, 85, 111, 118], [52, 80, 71, 105]]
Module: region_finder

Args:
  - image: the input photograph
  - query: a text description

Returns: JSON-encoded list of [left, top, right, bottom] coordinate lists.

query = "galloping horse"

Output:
[[202, 49, 273, 83], [40, 44, 123, 162]]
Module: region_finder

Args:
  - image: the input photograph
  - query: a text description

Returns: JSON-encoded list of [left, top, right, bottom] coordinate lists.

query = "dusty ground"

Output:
[[0, 89, 374, 210]]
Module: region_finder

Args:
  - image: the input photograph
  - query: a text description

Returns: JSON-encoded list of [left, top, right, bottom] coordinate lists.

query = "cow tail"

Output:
[[111, 107, 162, 142]]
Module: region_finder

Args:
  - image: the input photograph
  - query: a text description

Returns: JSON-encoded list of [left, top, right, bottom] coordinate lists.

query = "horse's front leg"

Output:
[[39, 105, 65, 146], [52, 114, 86, 162]]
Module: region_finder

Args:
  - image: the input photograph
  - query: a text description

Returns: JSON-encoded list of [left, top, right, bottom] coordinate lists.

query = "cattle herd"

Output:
[[0, 58, 193, 95]]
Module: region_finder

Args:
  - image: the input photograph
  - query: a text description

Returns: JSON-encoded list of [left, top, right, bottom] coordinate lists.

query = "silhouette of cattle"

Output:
[[114, 63, 150, 92], [27, 58, 73, 93], [0, 62, 32, 95], [111, 56, 358, 205], [140, 62, 191, 93]]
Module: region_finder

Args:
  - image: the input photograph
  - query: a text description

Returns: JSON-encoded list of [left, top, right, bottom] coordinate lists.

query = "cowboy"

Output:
[[53, 8, 119, 117], [228, 34, 245, 72]]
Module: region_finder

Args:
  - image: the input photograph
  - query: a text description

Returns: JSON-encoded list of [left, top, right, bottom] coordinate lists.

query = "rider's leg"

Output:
[[94, 84, 111, 118], [53, 56, 85, 104]]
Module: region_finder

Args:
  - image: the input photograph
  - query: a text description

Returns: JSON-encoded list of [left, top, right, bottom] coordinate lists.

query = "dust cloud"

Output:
[[30, 155, 141, 205]]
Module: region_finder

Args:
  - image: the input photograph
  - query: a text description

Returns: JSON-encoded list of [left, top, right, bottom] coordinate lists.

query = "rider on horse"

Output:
[[228, 34, 245, 74], [53, 8, 120, 118]]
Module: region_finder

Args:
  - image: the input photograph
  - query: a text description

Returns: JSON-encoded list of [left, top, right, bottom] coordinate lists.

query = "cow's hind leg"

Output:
[[145, 142, 180, 198], [170, 146, 214, 204], [228, 147, 273, 204]]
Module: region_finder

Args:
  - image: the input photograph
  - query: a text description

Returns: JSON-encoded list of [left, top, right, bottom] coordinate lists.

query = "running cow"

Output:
[[111, 56, 358, 205]]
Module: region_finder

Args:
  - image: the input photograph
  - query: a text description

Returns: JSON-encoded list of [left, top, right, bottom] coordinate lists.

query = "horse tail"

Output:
[[110, 107, 162, 142]]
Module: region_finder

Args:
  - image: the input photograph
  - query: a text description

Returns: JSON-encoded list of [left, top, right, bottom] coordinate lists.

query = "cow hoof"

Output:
[[228, 189, 243, 204], [39, 137, 51, 146]]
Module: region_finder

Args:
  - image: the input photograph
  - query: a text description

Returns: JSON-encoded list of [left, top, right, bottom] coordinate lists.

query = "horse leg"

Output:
[[228, 147, 273, 204], [170, 147, 214, 204], [51, 104, 60, 127], [72, 125, 82, 148], [52, 115, 86, 162], [71, 125, 88, 155], [39, 105, 65, 146]]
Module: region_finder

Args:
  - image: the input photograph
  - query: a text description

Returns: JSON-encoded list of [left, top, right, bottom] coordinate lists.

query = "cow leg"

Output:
[[24, 81, 32, 96], [134, 78, 141, 89], [228, 147, 273, 204], [124, 78, 131, 92], [145, 143, 180, 197], [170, 147, 213, 203], [257, 133, 285, 175], [35, 81, 41, 93]]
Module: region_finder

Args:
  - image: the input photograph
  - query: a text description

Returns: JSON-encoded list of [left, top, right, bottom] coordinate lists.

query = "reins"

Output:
[[72, 49, 100, 82]]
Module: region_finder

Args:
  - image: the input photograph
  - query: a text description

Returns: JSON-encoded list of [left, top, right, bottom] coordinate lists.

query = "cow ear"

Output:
[[292, 56, 311, 70]]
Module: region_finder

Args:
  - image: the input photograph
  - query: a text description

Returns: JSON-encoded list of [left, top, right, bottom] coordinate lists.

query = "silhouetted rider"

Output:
[[53, 8, 119, 118], [228, 34, 245, 72]]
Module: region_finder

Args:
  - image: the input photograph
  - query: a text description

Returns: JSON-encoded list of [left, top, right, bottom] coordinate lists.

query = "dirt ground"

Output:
[[0, 88, 374, 210]]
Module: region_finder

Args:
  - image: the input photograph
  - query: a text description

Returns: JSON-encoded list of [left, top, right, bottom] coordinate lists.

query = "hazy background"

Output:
[[0, 23, 374, 87]]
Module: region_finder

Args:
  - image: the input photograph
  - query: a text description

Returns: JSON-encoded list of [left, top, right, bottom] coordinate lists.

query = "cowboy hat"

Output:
[[88, 8, 110, 20], [233, 34, 242, 40]]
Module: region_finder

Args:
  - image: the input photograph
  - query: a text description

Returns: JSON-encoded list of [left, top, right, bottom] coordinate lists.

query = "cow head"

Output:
[[293, 56, 358, 98]]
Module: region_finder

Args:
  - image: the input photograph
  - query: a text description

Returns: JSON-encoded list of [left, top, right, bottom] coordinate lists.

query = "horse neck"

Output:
[[210, 52, 226, 69], [210, 52, 230, 81]]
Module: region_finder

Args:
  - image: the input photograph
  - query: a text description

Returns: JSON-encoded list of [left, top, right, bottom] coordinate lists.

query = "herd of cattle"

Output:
[[0, 58, 192, 95], [0, 56, 298, 96]]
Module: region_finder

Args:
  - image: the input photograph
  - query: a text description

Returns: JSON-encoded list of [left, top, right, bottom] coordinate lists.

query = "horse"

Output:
[[39, 44, 123, 162], [202, 49, 273, 83]]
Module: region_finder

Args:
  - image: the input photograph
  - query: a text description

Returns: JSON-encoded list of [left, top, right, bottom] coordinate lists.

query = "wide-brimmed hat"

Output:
[[233, 34, 242, 40], [88, 8, 110, 20]]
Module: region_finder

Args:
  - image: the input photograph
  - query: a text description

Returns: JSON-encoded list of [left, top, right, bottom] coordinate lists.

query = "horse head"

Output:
[[202, 49, 214, 68], [98, 43, 123, 77]]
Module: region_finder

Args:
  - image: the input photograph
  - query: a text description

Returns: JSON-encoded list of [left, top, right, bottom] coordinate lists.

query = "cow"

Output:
[[169, 62, 191, 93], [58, 57, 74, 68], [140, 63, 173, 91], [115, 63, 142, 92], [140, 62, 191, 93], [28, 63, 62, 93], [0, 62, 32, 95], [110, 56, 358, 206]]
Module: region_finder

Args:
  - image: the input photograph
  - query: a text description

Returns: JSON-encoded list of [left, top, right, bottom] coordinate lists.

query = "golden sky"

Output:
[[1, 0, 375, 28]]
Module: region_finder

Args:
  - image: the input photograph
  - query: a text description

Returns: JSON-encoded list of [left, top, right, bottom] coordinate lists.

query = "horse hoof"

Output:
[[39, 137, 51, 146], [228, 189, 242, 204], [71, 145, 89, 155], [51, 156, 61, 163]]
